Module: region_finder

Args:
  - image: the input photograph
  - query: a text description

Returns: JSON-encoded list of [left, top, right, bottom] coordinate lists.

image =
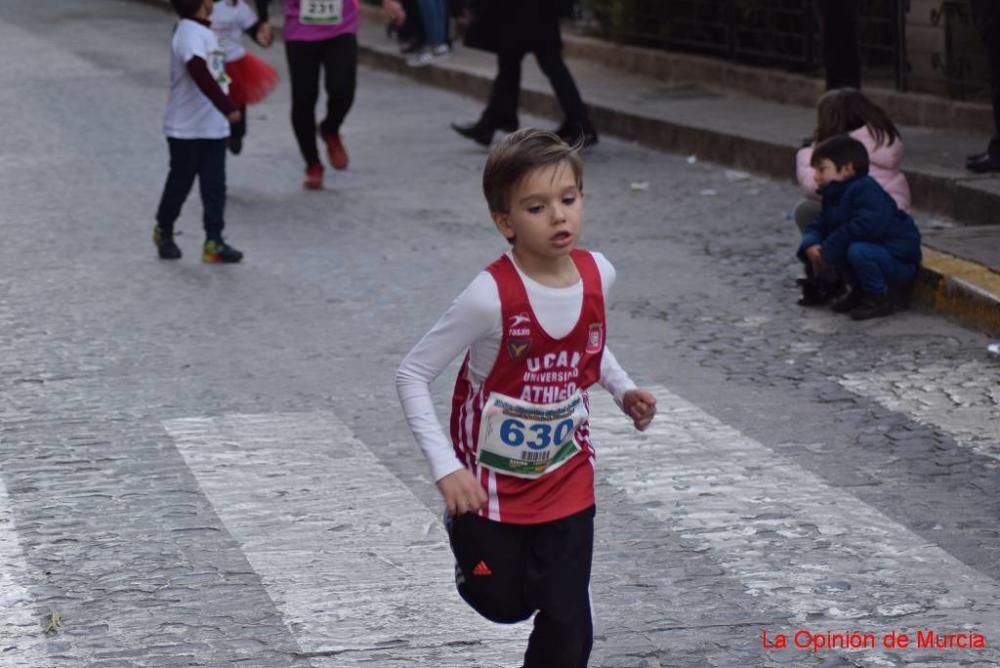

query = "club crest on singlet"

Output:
[[586, 323, 603, 353], [508, 339, 531, 360]]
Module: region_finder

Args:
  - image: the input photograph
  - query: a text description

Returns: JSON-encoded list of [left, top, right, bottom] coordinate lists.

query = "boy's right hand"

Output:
[[227, 110, 242, 122], [437, 469, 487, 516]]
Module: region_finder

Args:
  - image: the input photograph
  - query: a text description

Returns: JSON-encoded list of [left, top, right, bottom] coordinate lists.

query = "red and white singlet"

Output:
[[449, 250, 606, 524]]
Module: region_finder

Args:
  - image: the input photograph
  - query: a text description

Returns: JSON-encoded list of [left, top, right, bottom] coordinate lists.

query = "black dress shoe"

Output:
[[965, 151, 1000, 174], [451, 121, 496, 146], [850, 293, 893, 320]]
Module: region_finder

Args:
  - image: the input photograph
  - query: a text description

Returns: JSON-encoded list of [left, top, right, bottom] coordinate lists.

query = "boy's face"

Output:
[[813, 158, 855, 189], [492, 162, 583, 263]]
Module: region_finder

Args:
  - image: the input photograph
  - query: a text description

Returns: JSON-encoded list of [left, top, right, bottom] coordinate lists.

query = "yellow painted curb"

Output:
[[914, 247, 1000, 336]]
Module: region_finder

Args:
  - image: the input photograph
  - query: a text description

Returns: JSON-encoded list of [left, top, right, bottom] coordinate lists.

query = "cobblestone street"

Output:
[[1, 1, 999, 666]]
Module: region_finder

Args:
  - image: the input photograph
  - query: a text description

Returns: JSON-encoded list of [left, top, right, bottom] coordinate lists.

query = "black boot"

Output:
[[850, 293, 893, 320], [831, 287, 863, 313], [797, 277, 844, 307]]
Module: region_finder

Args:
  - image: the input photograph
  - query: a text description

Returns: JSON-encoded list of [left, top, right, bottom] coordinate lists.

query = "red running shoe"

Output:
[[323, 133, 349, 170], [303, 163, 324, 190]]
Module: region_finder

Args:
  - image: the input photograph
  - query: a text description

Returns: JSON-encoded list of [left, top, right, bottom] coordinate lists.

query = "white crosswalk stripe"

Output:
[[166, 385, 1000, 666], [164, 413, 526, 668], [0, 477, 56, 668], [839, 362, 1000, 461], [587, 386, 1000, 663]]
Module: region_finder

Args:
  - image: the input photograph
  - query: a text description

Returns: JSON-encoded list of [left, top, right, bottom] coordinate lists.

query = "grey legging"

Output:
[[793, 199, 822, 233]]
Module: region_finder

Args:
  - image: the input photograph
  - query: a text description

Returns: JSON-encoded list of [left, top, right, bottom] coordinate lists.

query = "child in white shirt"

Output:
[[155, 0, 244, 263]]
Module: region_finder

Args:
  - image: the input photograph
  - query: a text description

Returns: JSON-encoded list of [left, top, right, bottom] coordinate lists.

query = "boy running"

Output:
[[396, 129, 656, 667], [154, 0, 244, 263]]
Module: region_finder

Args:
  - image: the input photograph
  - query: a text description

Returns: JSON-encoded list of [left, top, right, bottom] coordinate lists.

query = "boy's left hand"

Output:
[[623, 389, 656, 431]]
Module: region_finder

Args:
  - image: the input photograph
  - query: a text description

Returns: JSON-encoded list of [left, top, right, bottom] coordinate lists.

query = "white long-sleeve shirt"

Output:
[[396, 251, 637, 482]]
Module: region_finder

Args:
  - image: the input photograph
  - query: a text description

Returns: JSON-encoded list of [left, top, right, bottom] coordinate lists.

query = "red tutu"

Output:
[[225, 52, 279, 107]]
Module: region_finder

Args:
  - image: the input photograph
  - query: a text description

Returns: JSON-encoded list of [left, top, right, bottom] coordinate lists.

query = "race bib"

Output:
[[299, 0, 343, 25], [208, 49, 230, 91], [477, 391, 589, 480]]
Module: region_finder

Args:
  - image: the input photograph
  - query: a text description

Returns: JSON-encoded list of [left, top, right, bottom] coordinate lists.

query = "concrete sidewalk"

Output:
[[353, 7, 1000, 337]]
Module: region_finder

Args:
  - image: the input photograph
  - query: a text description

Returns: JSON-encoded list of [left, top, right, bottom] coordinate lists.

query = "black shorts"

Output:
[[446, 505, 595, 668]]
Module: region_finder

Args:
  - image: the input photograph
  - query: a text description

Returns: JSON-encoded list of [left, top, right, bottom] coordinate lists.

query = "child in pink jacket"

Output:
[[795, 88, 911, 232], [794, 88, 912, 306]]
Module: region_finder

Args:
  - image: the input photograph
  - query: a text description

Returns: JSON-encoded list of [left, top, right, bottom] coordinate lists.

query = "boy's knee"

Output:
[[846, 243, 870, 266], [457, 581, 533, 624]]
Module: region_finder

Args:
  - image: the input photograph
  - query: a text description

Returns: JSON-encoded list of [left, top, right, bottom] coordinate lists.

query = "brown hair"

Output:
[[811, 134, 870, 176], [482, 129, 583, 214], [170, 0, 204, 18], [814, 88, 901, 147]]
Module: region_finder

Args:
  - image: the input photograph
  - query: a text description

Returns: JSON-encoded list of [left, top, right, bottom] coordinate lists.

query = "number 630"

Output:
[[499, 418, 575, 450]]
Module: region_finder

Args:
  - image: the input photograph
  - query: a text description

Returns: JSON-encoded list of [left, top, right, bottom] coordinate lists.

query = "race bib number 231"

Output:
[[300, 0, 343, 25]]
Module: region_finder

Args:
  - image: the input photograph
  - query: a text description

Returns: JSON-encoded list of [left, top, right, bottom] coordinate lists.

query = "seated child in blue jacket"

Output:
[[797, 134, 922, 321]]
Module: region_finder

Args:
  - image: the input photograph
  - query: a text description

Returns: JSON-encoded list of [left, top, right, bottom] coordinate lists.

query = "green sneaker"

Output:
[[153, 226, 181, 260], [202, 239, 244, 264]]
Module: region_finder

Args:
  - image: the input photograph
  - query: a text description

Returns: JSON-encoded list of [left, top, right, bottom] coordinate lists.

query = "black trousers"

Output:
[[989, 45, 1000, 150], [155, 137, 226, 240], [285, 34, 358, 167], [481, 47, 590, 130], [971, 0, 1000, 145], [230, 104, 248, 144], [991, 46, 1000, 149], [816, 0, 861, 90], [446, 505, 595, 668]]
